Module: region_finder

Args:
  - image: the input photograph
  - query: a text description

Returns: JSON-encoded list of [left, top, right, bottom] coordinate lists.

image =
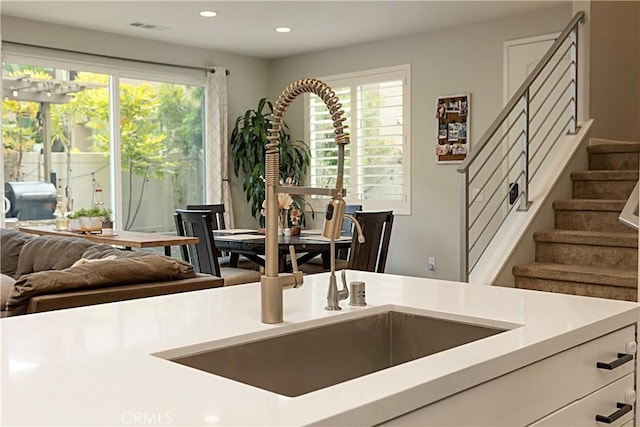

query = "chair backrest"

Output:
[[336, 204, 363, 260], [174, 211, 191, 262], [348, 210, 394, 273], [186, 204, 226, 230], [341, 204, 363, 235], [174, 209, 221, 276]]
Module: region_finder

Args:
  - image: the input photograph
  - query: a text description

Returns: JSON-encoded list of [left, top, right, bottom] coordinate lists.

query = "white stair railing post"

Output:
[[460, 171, 469, 282], [569, 26, 578, 134], [519, 90, 531, 211]]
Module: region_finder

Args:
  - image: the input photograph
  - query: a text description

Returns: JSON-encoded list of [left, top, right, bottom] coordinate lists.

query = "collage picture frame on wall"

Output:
[[436, 94, 470, 163]]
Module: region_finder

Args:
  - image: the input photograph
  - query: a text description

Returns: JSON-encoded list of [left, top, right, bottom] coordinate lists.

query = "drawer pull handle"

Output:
[[596, 353, 633, 370], [595, 402, 632, 424]]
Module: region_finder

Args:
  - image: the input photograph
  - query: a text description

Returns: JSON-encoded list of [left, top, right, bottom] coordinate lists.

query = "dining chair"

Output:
[[182, 204, 256, 269], [174, 209, 262, 286], [346, 210, 394, 273], [186, 204, 226, 229]]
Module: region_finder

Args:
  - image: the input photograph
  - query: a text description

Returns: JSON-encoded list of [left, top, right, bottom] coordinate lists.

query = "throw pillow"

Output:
[[71, 255, 118, 268], [1, 273, 16, 310], [6, 255, 196, 316]]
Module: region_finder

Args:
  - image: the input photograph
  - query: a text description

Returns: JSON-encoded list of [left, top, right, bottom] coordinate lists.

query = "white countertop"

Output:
[[1, 271, 638, 426]]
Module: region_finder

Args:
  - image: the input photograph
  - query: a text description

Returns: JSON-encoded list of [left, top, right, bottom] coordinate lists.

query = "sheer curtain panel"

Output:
[[205, 67, 234, 227]]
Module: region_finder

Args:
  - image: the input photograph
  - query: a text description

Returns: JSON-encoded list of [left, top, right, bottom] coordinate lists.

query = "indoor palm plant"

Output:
[[230, 97, 311, 225]]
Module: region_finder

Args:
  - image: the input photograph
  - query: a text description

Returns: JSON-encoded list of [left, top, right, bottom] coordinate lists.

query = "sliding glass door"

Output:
[[2, 59, 206, 232], [118, 77, 204, 232]]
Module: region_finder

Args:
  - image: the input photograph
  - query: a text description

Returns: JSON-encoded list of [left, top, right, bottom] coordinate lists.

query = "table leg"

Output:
[[279, 255, 287, 273], [164, 246, 172, 257], [322, 252, 331, 270], [230, 253, 240, 268]]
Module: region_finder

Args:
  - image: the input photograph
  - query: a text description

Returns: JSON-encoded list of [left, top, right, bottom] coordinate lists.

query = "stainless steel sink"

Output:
[[163, 311, 506, 397]]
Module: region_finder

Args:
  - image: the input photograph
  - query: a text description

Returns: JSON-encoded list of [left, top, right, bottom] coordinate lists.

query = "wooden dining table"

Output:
[[18, 225, 198, 257], [213, 230, 352, 273]]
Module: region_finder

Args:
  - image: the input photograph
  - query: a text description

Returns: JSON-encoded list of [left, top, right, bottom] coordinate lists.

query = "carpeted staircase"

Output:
[[513, 142, 639, 301]]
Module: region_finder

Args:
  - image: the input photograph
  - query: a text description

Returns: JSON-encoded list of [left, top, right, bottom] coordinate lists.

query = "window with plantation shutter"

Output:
[[305, 65, 411, 214]]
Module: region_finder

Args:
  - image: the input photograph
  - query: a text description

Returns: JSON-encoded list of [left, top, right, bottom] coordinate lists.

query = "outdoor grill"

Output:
[[4, 181, 57, 220]]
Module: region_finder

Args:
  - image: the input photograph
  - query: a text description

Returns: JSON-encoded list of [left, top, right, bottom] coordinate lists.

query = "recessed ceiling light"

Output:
[[275, 27, 292, 33], [200, 10, 218, 18]]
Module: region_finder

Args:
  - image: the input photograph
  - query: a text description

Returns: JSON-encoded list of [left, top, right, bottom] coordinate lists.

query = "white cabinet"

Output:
[[383, 325, 636, 426]]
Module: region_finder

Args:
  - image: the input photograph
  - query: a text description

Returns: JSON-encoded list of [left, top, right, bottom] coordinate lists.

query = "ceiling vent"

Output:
[[129, 22, 169, 31]]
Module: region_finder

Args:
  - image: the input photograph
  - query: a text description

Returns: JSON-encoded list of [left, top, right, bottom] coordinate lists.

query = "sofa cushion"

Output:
[[14, 235, 103, 278], [81, 245, 148, 260], [6, 254, 197, 316], [0, 229, 34, 277], [1, 273, 16, 310]]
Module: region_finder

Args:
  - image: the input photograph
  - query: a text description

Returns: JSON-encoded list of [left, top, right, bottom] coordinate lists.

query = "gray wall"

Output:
[[268, 5, 572, 280]]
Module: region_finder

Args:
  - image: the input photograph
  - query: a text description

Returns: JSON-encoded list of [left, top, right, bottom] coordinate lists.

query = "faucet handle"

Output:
[[338, 269, 349, 301], [284, 245, 303, 289], [288, 245, 300, 273]]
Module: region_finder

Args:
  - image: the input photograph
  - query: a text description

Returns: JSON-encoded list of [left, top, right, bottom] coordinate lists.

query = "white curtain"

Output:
[[205, 66, 234, 227]]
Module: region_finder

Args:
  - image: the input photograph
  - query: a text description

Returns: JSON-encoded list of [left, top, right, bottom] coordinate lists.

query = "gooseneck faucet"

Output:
[[261, 78, 350, 324]]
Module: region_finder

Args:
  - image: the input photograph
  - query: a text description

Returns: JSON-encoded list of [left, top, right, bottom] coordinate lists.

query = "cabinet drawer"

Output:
[[578, 325, 636, 392], [382, 325, 636, 426], [530, 373, 634, 426]]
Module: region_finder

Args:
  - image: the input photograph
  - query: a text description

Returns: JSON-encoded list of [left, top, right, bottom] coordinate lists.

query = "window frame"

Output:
[[304, 64, 411, 215]]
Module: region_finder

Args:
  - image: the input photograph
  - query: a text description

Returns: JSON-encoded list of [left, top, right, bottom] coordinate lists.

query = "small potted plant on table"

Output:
[[67, 206, 106, 233]]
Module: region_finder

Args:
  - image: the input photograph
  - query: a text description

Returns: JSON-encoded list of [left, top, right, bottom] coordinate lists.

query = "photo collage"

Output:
[[436, 94, 469, 163]]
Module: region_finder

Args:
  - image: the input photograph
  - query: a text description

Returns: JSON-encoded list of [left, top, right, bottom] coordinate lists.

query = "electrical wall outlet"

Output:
[[428, 256, 436, 271]]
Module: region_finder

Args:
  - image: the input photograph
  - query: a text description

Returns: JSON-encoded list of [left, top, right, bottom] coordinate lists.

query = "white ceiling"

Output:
[[1, 1, 569, 59]]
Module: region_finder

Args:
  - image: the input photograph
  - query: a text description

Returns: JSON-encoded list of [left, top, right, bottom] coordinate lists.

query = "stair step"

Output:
[[513, 262, 637, 287], [534, 229, 638, 269], [588, 143, 640, 171], [553, 199, 626, 210], [587, 143, 640, 154], [571, 170, 638, 199], [534, 229, 638, 246], [513, 262, 637, 301], [571, 170, 639, 180], [553, 199, 635, 233]]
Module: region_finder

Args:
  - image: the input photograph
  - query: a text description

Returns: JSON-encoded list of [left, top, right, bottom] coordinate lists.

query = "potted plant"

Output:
[[67, 208, 84, 232], [81, 206, 104, 232], [230, 97, 311, 226], [67, 206, 104, 232]]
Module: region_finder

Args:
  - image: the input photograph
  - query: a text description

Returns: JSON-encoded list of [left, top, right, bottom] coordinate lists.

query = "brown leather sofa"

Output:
[[1, 229, 223, 317]]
